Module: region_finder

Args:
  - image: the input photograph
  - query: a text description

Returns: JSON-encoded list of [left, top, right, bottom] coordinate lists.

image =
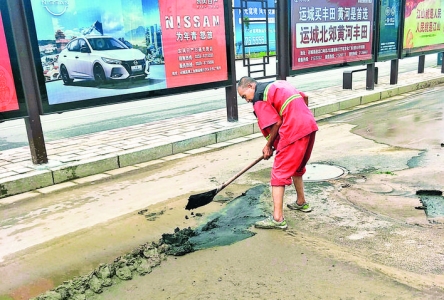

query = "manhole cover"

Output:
[[304, 164, 346, 182]]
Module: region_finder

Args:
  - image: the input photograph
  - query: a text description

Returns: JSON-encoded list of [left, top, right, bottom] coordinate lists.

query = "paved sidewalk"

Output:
[[1, 66, 444, 202]]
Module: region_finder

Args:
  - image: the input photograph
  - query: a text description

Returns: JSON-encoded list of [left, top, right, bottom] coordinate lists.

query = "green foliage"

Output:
[[375, 170, 396, 175], [243, 17, 250, 29], [0, 184, 7, 196], [249, 51, 276, 58], [235, 51, 276, 59]]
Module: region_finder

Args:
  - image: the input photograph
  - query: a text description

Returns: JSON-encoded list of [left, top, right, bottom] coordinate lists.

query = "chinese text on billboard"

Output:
[[291, 0, 374, 70], [378, 0, 400, 60], [159, 0, 228, 88], [403, 0, 444, 56]]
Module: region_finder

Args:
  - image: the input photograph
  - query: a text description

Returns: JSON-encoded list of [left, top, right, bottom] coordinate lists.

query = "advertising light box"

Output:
[[290, 0, 375, 72], [376, 0, 401, 61], [402, 0, 444, 57], [0, 11, 19, 114], [159, 1, 228, 88], [28, 0, 231, 113]]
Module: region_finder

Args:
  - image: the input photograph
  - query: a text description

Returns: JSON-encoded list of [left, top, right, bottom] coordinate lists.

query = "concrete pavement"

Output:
[[1, 64, 444, 203]]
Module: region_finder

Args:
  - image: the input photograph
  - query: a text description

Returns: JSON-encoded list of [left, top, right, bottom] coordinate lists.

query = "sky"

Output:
[[30, 0, 161, 41]]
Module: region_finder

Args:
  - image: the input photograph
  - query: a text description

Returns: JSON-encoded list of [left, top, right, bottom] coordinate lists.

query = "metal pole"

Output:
[[440, 52, 444, 73], [225, 0, 238, 121], [366, 63, 375, 90], [418, 55, 425, 73], [390, 59, 399, 85], [225, 84, 239, 122], [7, 0, 48, 164], [276, 0, 289, 80]]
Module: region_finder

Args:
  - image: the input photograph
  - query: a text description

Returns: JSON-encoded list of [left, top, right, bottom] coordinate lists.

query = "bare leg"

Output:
[[272, 185, 285, 222], [292, 176, 306, 205]]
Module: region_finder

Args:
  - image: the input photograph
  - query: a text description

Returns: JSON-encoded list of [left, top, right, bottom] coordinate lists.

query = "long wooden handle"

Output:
[[216, 155, 264, 194]]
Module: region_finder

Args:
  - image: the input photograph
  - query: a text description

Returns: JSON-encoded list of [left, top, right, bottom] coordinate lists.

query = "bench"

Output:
[[343, 67, 378, 89]]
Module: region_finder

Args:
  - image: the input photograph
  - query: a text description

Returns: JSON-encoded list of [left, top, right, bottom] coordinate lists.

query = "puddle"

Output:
[[304, 164, 346, 182], [407, 151, 426, 168], [416, 190, 444, 224]]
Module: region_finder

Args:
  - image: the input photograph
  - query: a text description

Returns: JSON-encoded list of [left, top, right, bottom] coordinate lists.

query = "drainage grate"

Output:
[[416, 190, 444, 224], [304, 164, 346, 182]]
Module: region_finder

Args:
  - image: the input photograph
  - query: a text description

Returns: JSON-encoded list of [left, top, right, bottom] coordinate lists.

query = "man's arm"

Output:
[[263, 119, 282, 160]]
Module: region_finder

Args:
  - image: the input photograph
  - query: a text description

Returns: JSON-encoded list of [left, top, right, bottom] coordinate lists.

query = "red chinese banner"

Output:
[[0, 12, 19, 112], [159, 0, 228, 88], [291, 0, 374, 70]]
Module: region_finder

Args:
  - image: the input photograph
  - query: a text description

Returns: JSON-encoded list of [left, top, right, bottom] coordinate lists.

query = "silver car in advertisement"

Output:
[[58, 35, 150, 85]]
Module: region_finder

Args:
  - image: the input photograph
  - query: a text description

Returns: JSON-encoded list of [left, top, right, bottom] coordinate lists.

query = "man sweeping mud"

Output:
[[237, 77, 318, 229]]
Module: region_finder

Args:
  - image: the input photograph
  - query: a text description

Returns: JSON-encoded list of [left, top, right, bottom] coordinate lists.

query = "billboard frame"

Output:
[[399, 0, 444, 58], [374, 0, 403, 62], [23, 0, 236, 115], [288, 0, 378, 77]]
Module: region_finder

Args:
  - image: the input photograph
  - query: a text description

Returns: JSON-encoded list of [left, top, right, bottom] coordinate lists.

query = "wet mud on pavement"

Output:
[[1, 86, 444, 299], [17, 186, 268, 299]]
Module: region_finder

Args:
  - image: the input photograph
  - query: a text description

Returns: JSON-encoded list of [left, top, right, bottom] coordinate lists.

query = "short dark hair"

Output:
[[237, 76, 257, 88]]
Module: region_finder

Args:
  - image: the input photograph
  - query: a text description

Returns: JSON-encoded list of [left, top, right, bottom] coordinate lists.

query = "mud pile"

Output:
[[31, 184, 268, 300], [31, 228, 193, 300]]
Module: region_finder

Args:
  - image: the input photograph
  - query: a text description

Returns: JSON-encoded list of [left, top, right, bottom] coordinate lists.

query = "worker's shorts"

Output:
[[271, 131, 316, 186]]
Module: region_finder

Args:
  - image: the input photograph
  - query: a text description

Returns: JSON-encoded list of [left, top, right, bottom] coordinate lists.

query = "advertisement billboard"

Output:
[[402, 0, 444, 57], [290, 0, 375, 72], [376, 0, 401, 61], [158, 1, 228, 88], [28, 0, 231, 112], [0, 11, 19, 113], [233, 0, 276, 56]]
